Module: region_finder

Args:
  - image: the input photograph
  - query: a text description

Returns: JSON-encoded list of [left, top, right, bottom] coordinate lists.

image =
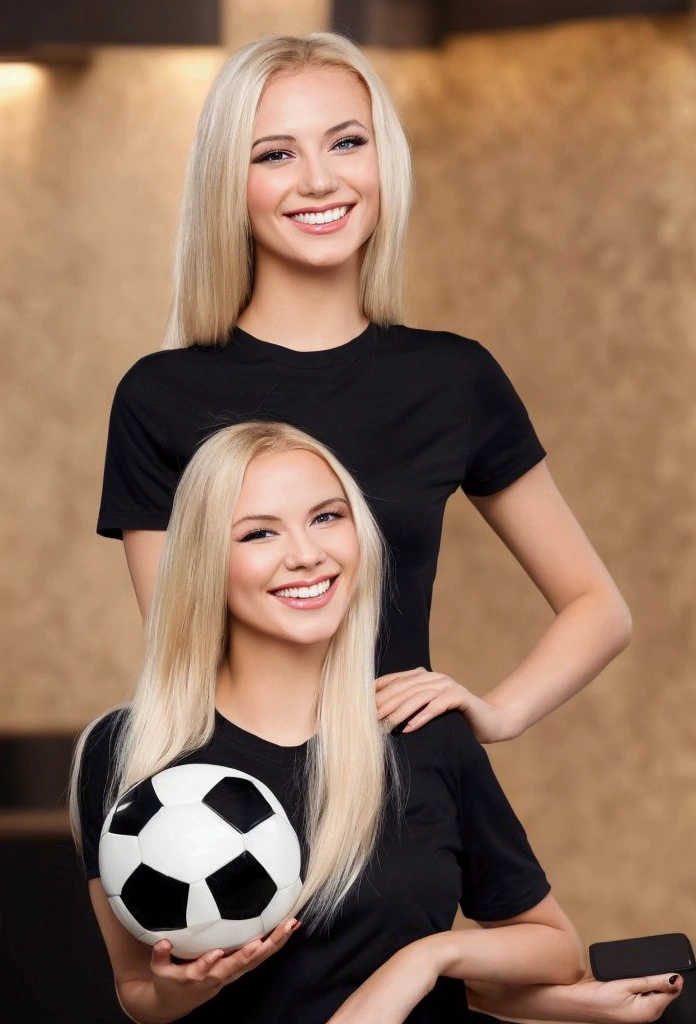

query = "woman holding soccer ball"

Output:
[[83, 30, 682, 1024], [70, 421, 682, 1024]]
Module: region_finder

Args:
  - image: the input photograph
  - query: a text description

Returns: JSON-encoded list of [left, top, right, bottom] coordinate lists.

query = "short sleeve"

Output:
[[96, 361, 181, 539], [76, 710, 126, 879], [462, 343, 546, 496], [449, 716, 551, 922]]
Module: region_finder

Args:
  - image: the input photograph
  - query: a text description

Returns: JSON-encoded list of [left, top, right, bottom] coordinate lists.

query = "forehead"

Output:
[[236, 449, 346, 510], [255, 66, 372, 132]]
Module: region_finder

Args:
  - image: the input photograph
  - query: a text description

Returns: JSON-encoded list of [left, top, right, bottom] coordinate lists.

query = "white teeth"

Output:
[[290, 206, 349, 225], [274, 578, 333, 599]]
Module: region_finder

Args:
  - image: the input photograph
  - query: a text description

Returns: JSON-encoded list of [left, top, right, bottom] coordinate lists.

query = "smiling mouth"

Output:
[[287, 205, 352, 226], [271, 576, 337, 599]]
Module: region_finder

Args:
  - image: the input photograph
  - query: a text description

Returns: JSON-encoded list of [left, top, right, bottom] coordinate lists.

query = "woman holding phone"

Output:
[[90, 33, 681, 1024]]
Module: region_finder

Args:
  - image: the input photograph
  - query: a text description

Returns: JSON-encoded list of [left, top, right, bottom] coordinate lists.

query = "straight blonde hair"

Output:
[[69, 421, 398, 928], [163, 32, 413, 348]]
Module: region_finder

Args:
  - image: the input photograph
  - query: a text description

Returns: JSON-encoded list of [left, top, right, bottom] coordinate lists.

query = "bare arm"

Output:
[[123, 530, 167, 621], [469, 459, 632, 735], [326, 894, 585, 1024], [88, 878, 297, 1024], [377, 460, 632, 742], [466, 972, 683, 1024]]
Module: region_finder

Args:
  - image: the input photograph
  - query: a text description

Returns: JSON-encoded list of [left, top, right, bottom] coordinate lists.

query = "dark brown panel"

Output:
[[0, 0, 220, 51], [331, 0, 693, 45]]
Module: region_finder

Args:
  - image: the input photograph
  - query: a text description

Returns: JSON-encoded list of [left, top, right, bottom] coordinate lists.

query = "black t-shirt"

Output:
[[97, 324, 545, 675], [78, 710, 550, 1024]]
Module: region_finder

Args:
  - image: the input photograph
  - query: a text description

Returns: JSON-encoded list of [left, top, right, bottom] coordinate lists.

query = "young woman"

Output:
[[72, 419, 588, 1024], [98, 31, 632, 746], [74, 421, 681, 1024]]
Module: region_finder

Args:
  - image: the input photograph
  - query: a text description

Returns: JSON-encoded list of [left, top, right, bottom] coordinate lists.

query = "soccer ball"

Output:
[[98, 762, 303, 960]]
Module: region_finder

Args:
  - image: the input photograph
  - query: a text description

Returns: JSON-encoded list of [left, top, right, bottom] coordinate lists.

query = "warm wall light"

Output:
[[0, 62, 45, 97]]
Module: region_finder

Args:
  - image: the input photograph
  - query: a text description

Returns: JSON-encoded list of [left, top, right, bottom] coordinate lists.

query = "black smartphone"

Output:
[[589, 933, 696, 1024], [589, 933, 695, 981]]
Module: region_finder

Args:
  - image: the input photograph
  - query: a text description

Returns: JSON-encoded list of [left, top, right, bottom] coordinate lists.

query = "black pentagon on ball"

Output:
[[203, 776, 274, 834], [109, 777, 162, 836], [121, 863, 190, 930], [207, 850, 277, 919]]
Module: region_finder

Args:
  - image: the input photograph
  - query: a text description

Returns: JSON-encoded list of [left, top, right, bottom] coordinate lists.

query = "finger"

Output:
[[375, 668, 428, 690], [402, 699, 452, 732], [380, 694, 439, 728], [634, 973, 683, 994], [150, 939, 174, 972], [258, 917, 301, 955], [224, 920, 299, 980], [376, 685, 443, 718], [376, 681, 441, 712], [186, 947, 226, 980]]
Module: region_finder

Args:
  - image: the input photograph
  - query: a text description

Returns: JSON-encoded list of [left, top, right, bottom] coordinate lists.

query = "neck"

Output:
[[238, 251, 368, 351], [217, 628, 328, 747]]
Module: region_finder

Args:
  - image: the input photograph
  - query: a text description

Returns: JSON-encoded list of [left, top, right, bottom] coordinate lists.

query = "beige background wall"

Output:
[[2, 1, 695, 958]]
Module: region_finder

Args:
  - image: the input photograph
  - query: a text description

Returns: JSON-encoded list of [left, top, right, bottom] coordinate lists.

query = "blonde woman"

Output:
[[99, 32, 631, 750], [74, 421, 682, 1024], [72, 420, 588, 1024]]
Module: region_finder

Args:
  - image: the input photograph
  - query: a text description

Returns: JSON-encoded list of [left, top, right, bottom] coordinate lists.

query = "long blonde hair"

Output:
[[162, 32, 413, 348], [69, 421, 397, 927]]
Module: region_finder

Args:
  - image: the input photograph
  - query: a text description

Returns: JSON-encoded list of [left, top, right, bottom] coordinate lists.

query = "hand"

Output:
[[149, 918, 299, 1011], [571, 973, 683, 1023], [467, 972, 684, 1024], [325, 939, 439, 1024], [375, 667, 519, 743]]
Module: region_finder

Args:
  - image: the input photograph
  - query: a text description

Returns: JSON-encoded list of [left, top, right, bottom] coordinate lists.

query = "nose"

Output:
[[284, 529, 326, 572], [297, 150, 337, 198]]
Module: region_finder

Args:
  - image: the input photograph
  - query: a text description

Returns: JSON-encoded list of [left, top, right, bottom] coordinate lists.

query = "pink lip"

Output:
[[270, 575, 339, 611], [284, 206, 354, 235], [270, 573, 335, 591]]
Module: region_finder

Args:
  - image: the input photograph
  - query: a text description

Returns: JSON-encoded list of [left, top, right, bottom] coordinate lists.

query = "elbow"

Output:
[[607, 589, 633, 657], [555, 931, 587, 986]]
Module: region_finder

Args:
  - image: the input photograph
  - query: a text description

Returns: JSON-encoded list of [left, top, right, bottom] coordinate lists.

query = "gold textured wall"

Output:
[[2, 3, 695, 960]]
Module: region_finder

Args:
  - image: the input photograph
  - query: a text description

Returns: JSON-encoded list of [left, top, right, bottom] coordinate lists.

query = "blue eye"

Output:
[[239, 528, 275, 542], [313, 510, 345, 526], [332, 135, 367, 151], [253, 149, 291, 164]]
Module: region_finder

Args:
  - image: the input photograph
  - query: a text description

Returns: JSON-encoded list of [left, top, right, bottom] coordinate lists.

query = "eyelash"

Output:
[[253, 136, 368, 164], [238, 510, 346, 542]]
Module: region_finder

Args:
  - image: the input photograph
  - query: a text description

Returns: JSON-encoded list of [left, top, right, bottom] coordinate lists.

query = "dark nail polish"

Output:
[[669, 975, 679, 985]]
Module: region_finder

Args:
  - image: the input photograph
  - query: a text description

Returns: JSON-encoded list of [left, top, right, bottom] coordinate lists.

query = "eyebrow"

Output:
[[251, 120, 369, 151], [233, 496, 349, 528]]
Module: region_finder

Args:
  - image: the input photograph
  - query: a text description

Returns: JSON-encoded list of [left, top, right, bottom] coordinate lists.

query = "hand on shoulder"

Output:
[[375, 667, 520, 743]]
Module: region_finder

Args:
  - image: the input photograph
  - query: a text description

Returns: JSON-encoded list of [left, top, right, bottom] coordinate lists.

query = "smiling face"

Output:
[[227, 448, 361, 651], [246, 66, 381, 273]]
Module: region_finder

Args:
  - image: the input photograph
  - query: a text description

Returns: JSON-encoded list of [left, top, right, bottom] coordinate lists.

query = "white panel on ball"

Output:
[[185, 879, 223, 927], [140, 803, 245, 882], [152, 763, 232, 804], [245, 815, 302, 889], [261, 878, 303, 935], [99, 832, 142, 895]]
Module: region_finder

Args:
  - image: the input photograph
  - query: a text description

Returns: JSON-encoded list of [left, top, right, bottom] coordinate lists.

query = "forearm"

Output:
[[484, 587, 632, 737], [426, 922, 585, 989], [467, 979, 598, 1023], [116, 979, 193, 1024]]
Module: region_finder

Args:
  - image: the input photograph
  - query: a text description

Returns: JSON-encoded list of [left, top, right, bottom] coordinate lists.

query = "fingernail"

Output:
[[669, 975, 679, 985], [291, 920, 301, 931]]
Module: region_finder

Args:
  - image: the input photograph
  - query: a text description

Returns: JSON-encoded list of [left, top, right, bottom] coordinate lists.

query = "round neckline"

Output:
[[215, 710, 312, 765], [229, 322, 376, 368]]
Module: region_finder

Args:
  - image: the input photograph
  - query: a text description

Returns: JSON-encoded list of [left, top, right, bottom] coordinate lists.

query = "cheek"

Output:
[[246, 171, 282, 226], [339, 533, 362, 584], [227, 551, 267, 613]]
